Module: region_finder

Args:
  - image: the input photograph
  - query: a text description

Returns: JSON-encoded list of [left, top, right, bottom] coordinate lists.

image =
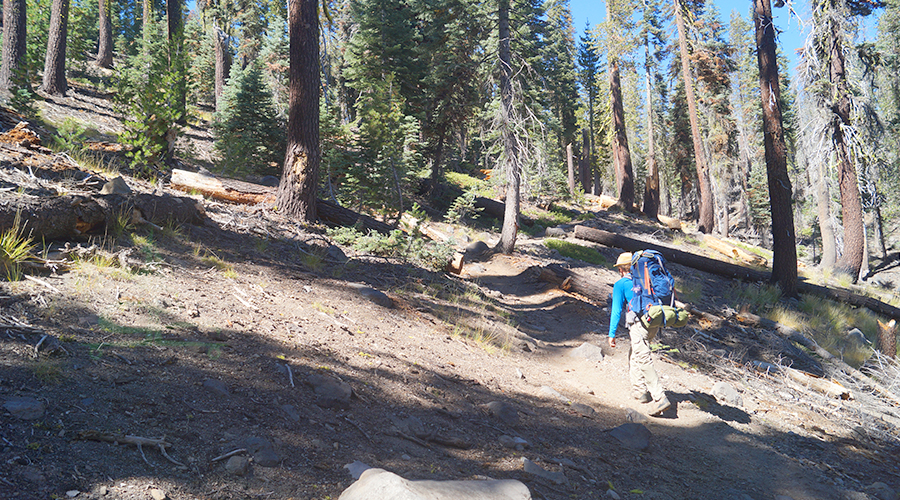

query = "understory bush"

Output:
[[328, 226, 454, 272]]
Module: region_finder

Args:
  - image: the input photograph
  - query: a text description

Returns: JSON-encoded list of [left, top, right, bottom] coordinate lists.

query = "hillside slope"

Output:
[[0, 87, 898, 500]]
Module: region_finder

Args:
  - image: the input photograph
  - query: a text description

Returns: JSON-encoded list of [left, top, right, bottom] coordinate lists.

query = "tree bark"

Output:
[[566, 143, 575, 197], [143, 0, 150, 32], [754, 0, 798, 297], [1, 0, 27, 92], [609, 59, 635, 212], [167, 0, 186, 120], [95, 0, 112, 68], [581, 128, 590, 193], [214, 28, 231, 113], [674, 0, 713, 233], [829, 17, 864, 282], [877, 320, 896, 358], [275, 0, 320, 223], [495, 0, 519, 254], [40, 0, 69, 97], [816, 157, 836, 267], [642, 56, 659, 221]]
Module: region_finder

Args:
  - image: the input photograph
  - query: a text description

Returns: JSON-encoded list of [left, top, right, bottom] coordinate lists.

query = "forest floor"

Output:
[[0, 84, 900, 500]]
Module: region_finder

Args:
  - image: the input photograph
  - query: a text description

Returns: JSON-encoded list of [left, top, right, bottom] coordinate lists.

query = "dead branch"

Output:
[[211, 448, 247, 462], [77, 431, 185, 467]]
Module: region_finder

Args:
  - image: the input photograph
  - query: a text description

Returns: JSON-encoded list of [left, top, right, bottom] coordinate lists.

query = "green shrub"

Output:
[[328, 226, 453, 272], [544, 239, 607, 265]]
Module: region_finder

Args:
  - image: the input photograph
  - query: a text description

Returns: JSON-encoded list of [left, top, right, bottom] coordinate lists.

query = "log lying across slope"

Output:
[[573, 225, 900, 323], [0, 192, 206, 241], [169, 169, 393, 235]]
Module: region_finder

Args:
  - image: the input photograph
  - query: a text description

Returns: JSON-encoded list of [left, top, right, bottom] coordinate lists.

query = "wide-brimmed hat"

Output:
[[614, 252, 633, 268]]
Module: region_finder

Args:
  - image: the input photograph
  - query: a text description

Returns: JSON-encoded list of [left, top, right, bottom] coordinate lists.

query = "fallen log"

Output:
[[474, 197, 534, 226], [703, 234, 767, 267], [169, 169, 395, 234], [537, 263, 611, 300], [573, 225, 770, 281], [1, 192, 205, 240], [170, 169, 276, 205], [573, 225, 900, 323], [316, 199, 394, 235]]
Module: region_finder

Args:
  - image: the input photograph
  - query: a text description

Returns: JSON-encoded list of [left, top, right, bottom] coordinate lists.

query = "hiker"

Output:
[[609, 251, 672, 417]]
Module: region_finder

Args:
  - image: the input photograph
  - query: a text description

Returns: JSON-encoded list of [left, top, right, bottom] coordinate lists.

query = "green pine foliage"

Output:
[[212, 61, 285, 177], [115, 20, 183, 172]]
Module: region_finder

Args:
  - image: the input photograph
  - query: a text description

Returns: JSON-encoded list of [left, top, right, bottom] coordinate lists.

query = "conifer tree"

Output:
[[213, 62, 285, 176], [577, 23, 600, 194]]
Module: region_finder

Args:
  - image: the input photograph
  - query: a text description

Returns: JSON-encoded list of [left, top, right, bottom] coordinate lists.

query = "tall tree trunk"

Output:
[[1, 0, 27, 92], [167, 0, 186, 121], [581, 129, 590, 192], [816, 157, 836, 267], [95, 0, 112, 68], [214, 28, 231, 113], [755, 0, 797, 296], [674, 0, 714, 233], [40, 0, 69, 97], [276, 0, 320, 223], [829, 18, 864, 282], [567, 143, 575, 197], [610, 59, 635, 212], [143, 0, 150, 33], [496, 0, 520, 254], [642, 54, 659, 220]]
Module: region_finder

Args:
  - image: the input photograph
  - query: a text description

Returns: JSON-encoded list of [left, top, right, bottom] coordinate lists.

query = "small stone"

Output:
[[3, 397, 45, 420], [570, 342, 604, 362], [100, 176, 131, 195], [606, 489, 621, 499], [401, 454, 411, 460], [499, 435, 529, 450], [482, 401, 519, 426], [307, 374, 352, 409], [353, 285, 393, 308], [540, 386, 568, 402], [609, 423, 651, 452], [711, 381, 743, 407], [523, 458, 567, 485], [241, 437, 280, 467], [281, 404, 301, 422], [545, 227, 567, 237], [570, 402, 595, 417], [98, 486, 108, 495], [66, 490, 79, 498], [515, 368, 525, 379], [150, 488, 167, 500], [225, 455, 250, 476], [202, 379, 230, 397]]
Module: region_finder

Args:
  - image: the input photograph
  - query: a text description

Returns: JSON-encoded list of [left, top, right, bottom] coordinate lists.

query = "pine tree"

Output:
[[40, 0, 69, 96], [115, 19, 183, 170], [213, 62, 286, 177], [577, 23, 600, 195], [543, 0, 579, 165], [1, 0, 28, 94]]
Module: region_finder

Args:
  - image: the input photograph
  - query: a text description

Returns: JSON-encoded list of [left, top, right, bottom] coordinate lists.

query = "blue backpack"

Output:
[[629, 249, 675, 315]]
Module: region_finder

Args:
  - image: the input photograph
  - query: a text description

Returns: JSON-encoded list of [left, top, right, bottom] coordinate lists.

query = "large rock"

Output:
[[609, 423, 651, 452], [338, 468, 531, 500]]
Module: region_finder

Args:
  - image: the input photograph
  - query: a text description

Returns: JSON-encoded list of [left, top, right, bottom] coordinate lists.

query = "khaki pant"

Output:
[[628, 320, 664, 401]]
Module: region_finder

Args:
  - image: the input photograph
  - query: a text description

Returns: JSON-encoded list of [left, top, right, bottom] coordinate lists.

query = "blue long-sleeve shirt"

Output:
[[609, 274, 633, 338]]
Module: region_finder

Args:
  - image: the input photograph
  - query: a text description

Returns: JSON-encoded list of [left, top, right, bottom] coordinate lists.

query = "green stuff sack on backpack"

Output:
[[641, 305, 689, 329]]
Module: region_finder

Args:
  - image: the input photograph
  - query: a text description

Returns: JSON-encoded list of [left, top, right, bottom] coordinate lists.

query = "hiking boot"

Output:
[[649, 396, 671, 417], [633, 391, 651, 404]]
